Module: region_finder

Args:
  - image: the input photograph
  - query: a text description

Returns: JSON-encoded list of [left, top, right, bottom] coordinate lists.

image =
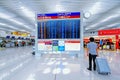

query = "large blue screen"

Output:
[[38, 19, 80, 39]]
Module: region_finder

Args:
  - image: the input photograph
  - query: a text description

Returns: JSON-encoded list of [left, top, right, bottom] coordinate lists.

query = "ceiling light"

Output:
[[24, 25, 32, 30], [9, 19, 24, 25], [107, 23, 120, 27], [0, 23, 21, 30], [9, 25, 19, 30], [0, 13, 28, 27], [0, 12, 12, 19], [20, 6, 25, 9], [85, 23, 98, 30], [0, 23, 7, 26], [89, 2, 101, 14], [97, 23, 120, 30], [101, 14, 120, 23], [9, 19, 33, 30], [0, 28, 15, 32], [20, 6, 35, 18]]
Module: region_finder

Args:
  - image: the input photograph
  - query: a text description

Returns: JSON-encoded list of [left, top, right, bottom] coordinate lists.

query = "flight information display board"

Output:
[[37, 20, 80, 39], [37, 12, 80, 39], [36, 12, 82, 54]]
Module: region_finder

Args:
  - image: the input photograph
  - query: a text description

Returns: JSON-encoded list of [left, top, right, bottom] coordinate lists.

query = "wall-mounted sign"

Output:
[[11, 31, 29, 37], [98, 28, 120, 35], [37, 12, 80, 20]]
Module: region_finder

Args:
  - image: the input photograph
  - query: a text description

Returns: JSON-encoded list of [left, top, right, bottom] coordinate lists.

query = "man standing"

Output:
[[87, 37, 98, 71]]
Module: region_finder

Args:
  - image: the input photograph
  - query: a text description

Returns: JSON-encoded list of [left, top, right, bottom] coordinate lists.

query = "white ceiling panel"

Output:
[[0, 0, 120, 34]]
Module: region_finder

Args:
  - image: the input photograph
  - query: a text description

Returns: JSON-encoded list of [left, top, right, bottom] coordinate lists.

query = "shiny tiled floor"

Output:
[[0, 47, 120, 80]]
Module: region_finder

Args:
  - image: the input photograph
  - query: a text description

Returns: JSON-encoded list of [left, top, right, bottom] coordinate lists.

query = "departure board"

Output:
[[37, 12, 80, 39], [38, 19, 80, 39]]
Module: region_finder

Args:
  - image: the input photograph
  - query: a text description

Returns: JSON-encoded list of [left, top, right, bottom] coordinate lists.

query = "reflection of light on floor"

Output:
[[0, 59, 30, 79], [83, 70, 90, 76], [62, 58, 66, 60], [10, 63, 23, 72], [45, 58, 49, 60], [0, 62, 6, 66], [44, 52, 47, 54], [62, 62, 68, 65], [41, 63, 46, 65], [108, 57, 113, 63], [50, 58, 56, 60], [56, 58, 60, 60], [23, 59, 30, 64], [14, 59, 30, 71], [56, 61, 60, 65], [26, 74, 35, 80], [52, 68, 61, 74], [57, 51, 61, 54], [43, 67, 71, 75], [0, 72, 10, 80], [43, 68, 51, 74], [49, 52, 52, 54], [47, 61, 55, 65], [62, 68, 71, 74], [52, 51, 56, 54]]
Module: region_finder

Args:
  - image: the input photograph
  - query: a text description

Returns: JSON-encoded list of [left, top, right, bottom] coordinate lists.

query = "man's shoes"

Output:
[[87, 68, 92, 71], [93, 68, 96, 71]]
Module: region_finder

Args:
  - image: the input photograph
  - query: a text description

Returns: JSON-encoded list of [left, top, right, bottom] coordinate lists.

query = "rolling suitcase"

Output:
[[96, 57, 111, 75], [32, 51, 35, 55]]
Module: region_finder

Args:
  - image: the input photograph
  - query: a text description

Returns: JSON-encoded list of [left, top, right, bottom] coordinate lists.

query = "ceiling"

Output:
[[0, 0, 120, 33]]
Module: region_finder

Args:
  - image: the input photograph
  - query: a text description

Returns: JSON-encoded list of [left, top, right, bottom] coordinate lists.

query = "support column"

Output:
[[115, 35, 119, 50], [80, 11, 84, 57]]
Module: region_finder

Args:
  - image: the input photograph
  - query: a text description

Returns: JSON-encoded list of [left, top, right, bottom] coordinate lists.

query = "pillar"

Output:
[[115, 35, 119, 50]]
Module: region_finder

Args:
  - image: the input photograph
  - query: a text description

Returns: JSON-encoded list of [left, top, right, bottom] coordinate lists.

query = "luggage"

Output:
[[106, 45, 110, 49], [11, 43, 15, 47], [96, 57, 111, 75], [32, 51, 35, 55], [5, 44, 10, 48]]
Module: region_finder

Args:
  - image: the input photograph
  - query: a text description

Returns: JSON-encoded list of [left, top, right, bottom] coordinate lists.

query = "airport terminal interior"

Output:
[[0, 0, 120, 80]]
